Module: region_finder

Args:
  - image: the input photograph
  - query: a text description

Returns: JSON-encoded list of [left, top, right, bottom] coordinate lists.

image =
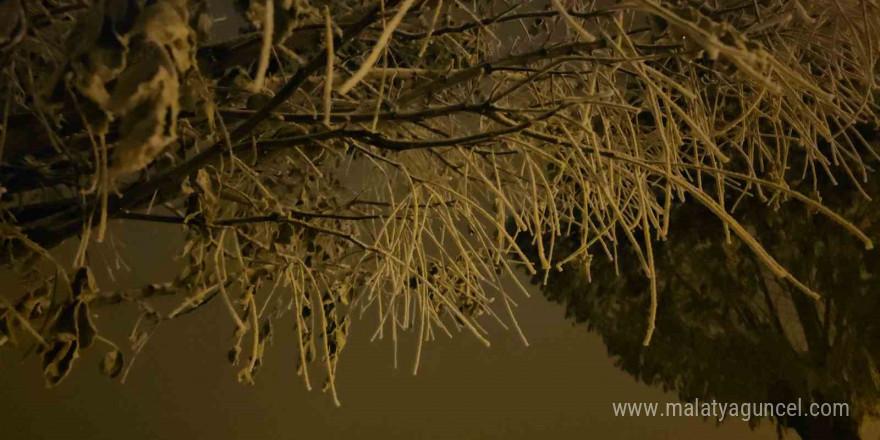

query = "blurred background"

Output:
[[0, 221, 791, 440]]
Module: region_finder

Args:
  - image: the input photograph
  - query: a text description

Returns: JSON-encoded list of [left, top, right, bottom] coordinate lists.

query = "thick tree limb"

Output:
[[4, 0, 403, 262]]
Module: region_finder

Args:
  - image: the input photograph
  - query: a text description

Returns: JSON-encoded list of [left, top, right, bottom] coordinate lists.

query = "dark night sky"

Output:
[[0, 223, 791, 440]]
